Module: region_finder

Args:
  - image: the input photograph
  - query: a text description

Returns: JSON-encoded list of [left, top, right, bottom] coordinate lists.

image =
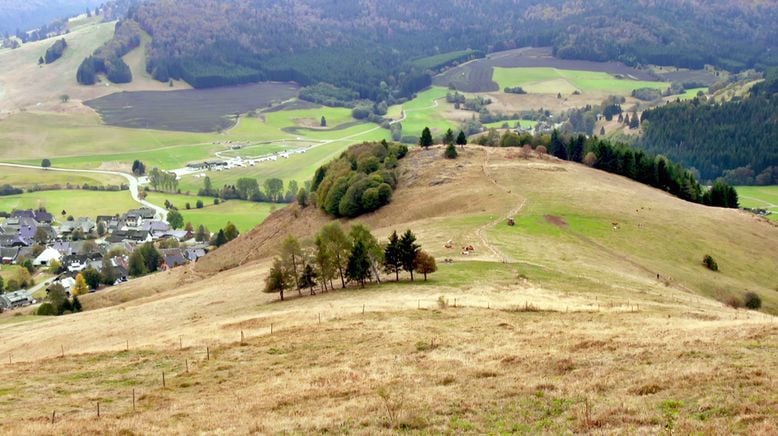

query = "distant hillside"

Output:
[[639, 75, 778, 183], [126, 0, 778, 98], [0, 0, 102, 34]]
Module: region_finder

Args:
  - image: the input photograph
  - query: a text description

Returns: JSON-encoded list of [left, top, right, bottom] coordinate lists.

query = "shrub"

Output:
[[37, 303, 57, 316], [444, 143, 458, 159], [702, 255, 718, 271], [743, 292, 762, 310]]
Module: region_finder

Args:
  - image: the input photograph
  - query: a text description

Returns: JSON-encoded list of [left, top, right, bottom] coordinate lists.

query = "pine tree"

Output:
[[399, 230, 421, 281], [213, 229, 228, 247], [456, 130, 467, 146], [346, 240, 372, 288], [383, 231, 403, 281], [443, 128, 455, 146], [444, 143, 458, 159], [419, 127, 433, 149]]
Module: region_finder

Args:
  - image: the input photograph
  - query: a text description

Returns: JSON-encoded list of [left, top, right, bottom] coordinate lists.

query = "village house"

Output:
[[33, 246, 62, 267], [0, 247, 19, 264], [59, 218, 96, 235]]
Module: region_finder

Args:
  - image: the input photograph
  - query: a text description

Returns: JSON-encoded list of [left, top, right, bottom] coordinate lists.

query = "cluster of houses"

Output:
[[0, 207, 209, 311]]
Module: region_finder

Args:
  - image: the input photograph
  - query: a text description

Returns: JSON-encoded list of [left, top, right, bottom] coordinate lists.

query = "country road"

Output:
[[0, 162, 168, 220]]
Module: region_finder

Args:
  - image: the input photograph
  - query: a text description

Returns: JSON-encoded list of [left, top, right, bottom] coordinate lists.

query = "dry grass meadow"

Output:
[[0, 147, 776, 434]]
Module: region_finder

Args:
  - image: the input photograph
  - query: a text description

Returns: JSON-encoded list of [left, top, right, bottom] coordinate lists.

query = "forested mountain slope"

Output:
[[124, 0, 778, 97], [639, 74, 778, 183], [0, 0, 102, 34]]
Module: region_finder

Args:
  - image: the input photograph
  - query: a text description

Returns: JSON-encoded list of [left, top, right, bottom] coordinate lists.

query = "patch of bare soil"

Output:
[[544, 215, 568, 228]]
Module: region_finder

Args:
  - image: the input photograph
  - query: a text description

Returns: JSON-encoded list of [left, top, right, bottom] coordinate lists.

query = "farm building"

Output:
[[0, 291, 33, 310], [33, 247, 62, 267]]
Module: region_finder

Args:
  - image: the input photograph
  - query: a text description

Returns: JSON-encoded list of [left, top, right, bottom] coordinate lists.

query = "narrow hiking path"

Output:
[[476, 148, 528, 264], [473, 151, 701, 299]]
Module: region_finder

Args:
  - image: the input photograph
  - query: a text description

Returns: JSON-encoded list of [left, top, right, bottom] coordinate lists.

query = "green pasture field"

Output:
[[483, 120, 538, 130], [389, 87, 459, 137], [736, 186, 778, 221], [144, 192, 275, 232], [0, 167, 127, 188], [677, 87, 708, 100], [0, 190, 139, 220], [2, 106, 387, 174], [493, 67, 669, 95]]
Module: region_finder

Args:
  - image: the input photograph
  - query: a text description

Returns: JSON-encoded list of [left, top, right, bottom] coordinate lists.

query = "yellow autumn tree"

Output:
[[72, 273, 89, 296]]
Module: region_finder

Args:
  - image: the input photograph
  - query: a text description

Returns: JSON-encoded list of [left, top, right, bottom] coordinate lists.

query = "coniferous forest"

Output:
[[639, 73, 778, 184]]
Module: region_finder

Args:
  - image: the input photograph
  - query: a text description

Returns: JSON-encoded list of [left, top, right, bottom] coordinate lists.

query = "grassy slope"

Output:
[[0, 147, 775, 433], [0, 166, 126, 188], [0, 190, 139, 219], [144, 192, 277, 232], [388, 87, 460, 137], [737, 185, 778, 221], [493, 67, 669, 95]]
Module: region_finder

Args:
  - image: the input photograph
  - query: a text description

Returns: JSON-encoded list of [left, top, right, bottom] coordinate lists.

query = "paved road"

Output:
[[0, 162, 167, 220]]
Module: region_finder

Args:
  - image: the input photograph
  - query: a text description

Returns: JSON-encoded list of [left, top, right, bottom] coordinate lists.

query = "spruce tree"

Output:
[[444, 143, 458, 159], [346, 240, 371, 288], [419, 127, 433, 149], [399, 230, 420, 281], [443, 128, 455, 146], [383, 231, 403, 281], [456, 130, 467, 146]]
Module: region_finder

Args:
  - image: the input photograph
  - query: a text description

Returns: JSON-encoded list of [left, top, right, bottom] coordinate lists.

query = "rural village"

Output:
[[0, 205, 207, 310]]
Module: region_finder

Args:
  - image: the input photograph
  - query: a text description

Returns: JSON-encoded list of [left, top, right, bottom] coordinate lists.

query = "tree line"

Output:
[[265, 223, 436, 301], [197, 175, 302, 204], [470, 128, 739, 209]]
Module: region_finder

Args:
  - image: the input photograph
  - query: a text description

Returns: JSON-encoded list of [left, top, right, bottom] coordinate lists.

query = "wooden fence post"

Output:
[[185, 359, 189, 373], [97, 402, 100, 418], [132, 389, 136, 412], [61, 345, 64, 358], [162, 372, 166, 388], [179, 336, 183, 351], [51, 411, 55, 424], [206, 347, 210, 361], [240, 330, 245, 345]]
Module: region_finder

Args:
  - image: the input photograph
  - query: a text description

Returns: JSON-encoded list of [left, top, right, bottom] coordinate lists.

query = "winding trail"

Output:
[[475, 149, 528, 264], [0, 162, 167, 220]]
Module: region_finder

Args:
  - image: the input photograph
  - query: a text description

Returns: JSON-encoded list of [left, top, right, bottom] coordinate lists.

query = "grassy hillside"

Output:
[[0, 166, 126, 188], [144, 192, 277, 232], [0, 146, 775, 433]]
